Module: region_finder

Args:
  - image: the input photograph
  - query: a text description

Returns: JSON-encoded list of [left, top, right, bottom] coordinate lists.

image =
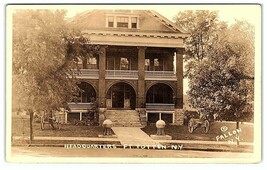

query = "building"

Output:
[[67, 9, 188, 126]]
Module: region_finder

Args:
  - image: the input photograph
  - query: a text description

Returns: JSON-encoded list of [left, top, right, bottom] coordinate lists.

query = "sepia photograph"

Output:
[[5, 4, 261, 164]]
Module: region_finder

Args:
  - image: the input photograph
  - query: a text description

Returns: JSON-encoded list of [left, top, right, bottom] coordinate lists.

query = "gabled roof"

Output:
[[68, 9, 188, 35], [145, 10, 187, 34], [68, 9, 188, 48]]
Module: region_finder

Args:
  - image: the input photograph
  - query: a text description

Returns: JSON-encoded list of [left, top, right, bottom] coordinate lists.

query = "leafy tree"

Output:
[[174, 10, 227, 77], [187, 20, 254, 124], [174, 10, 254, 131], [12, 9, 99, 139]]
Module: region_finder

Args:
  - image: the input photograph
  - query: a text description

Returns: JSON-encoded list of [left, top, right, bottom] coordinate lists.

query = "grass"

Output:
[[12, 117, 108, 137], [12, 117, 253, 142], [141, 121, 254, 142]]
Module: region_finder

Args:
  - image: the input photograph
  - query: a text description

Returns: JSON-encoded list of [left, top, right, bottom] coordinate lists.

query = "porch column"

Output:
[[98, 46, 107, 108], [175, 48, 184, 108], [137, 46, 146, 108]]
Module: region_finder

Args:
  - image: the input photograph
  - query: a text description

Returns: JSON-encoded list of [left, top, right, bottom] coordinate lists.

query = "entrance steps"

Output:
[[104, 110, 142, 127]]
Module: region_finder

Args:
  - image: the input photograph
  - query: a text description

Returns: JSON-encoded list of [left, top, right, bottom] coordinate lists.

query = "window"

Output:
[[87, 57, 97, 65], [108, 16, 114, 27], [117, 17, 129, 28], [87, 57, 97, 69], [145, 59, 150, 71], [120, 57, 129, 70], [107, 16, 138, 29], [154, 58, 163, 71], [131, 17, 137, 28], [154, 58, 159, 66]]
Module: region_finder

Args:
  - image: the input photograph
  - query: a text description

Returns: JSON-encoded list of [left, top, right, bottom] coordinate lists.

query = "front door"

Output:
[[112, 89, 124, 108]]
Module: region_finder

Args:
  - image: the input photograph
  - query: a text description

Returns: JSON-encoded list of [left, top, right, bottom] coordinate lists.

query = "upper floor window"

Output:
[[145, 59, 150, 71], [154, 58, 159, 67], [120, 57, 129, 70], [87, 57, 98, 69], [117, 17, 129, 28], [106, 15, 139, 29], [131, 17, 137, 28], [108, 16, 114, 27]]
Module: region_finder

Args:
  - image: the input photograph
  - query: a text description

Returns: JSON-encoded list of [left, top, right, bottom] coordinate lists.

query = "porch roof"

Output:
[[83, 30, 187, 48]]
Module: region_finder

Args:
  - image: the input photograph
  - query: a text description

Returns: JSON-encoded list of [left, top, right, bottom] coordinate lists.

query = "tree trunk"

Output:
[[29, 110, 34, 144], [236, 121, 240, 146]]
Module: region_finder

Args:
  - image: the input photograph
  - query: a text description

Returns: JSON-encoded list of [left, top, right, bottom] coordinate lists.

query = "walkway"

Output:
[[111, 127, 159, 145]]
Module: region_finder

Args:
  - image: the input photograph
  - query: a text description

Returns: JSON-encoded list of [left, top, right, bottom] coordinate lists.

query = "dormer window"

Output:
[[117, 17, 128, 28], [131, 17, 137, 28], [108, 16, 114, 27], [106, 15, 139, 29]]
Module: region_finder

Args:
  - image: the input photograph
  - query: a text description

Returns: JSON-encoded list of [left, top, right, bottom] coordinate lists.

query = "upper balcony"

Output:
[[72, 69, 99, 79], [145, 71, 177, 81], [106, 70, 138, 80], [72, 69, 177, 81]]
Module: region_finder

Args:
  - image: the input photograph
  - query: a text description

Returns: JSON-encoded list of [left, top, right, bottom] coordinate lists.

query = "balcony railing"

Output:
[[71, 69, 177, 80], [145, 71, 176, 80], [68, 102, 96, 111], [72, 69, 99, 79], [106, 70, 138, 79], [146, 103, 175, 110]]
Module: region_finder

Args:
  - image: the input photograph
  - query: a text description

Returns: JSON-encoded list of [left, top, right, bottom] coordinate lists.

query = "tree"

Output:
[[12, 9, 99, 140], [174, 10, 227, 77], [175, 11, 254, 140], [187, 20, 254, 125]]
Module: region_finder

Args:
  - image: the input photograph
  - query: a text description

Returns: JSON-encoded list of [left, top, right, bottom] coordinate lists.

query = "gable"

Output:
[[70, 10, 186, 34], [139, 10, 177, 33]]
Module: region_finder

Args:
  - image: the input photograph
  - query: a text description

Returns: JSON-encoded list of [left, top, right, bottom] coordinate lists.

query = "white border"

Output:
[[1, 0, 266, 169]]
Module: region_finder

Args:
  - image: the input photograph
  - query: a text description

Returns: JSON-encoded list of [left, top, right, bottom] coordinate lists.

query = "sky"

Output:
[[65, 5, 260, 26]]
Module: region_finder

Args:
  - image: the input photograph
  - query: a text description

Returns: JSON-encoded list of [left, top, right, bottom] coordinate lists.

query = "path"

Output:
[[111, 127, 159, 145]]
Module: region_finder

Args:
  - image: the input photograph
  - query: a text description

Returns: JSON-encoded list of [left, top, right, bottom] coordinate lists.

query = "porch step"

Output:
[[104, 110, 142, 127]]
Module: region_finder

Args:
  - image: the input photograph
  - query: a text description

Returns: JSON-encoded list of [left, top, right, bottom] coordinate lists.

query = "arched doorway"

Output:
[[146, 83, 174, 104], [75, 82, 96, 103], [146, 83, 175, 124], [106, 82, 136, 109]]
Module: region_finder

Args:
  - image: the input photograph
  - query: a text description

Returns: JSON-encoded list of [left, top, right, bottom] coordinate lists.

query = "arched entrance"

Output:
[[146, 83, 174, 104], [76, 82, 96, 103], [106, 82, 136, 109], [146, 83, 175, 124]]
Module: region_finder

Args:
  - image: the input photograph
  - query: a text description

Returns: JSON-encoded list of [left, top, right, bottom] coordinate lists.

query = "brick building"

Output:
[[67, 9, 188, 126]]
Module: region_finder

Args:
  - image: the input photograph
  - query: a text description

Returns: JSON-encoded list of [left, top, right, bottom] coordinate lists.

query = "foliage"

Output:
[[12, 9, 99, 114], [187, 21, 254, 122], [174, 10, 227, 77], [174, 11, 254, 122]]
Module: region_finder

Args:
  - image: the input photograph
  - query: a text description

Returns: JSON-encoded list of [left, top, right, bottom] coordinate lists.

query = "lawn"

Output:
[[141, 121, 254, 142], [12, 117, 107, 137], [12, 117, 254, 143]]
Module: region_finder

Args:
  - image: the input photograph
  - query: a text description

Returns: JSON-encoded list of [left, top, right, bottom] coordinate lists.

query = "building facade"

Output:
[[67, 10, 188, 126]]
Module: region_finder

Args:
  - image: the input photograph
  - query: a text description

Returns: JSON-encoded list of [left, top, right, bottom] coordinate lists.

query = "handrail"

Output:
[[106, 70, 138, 78]]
